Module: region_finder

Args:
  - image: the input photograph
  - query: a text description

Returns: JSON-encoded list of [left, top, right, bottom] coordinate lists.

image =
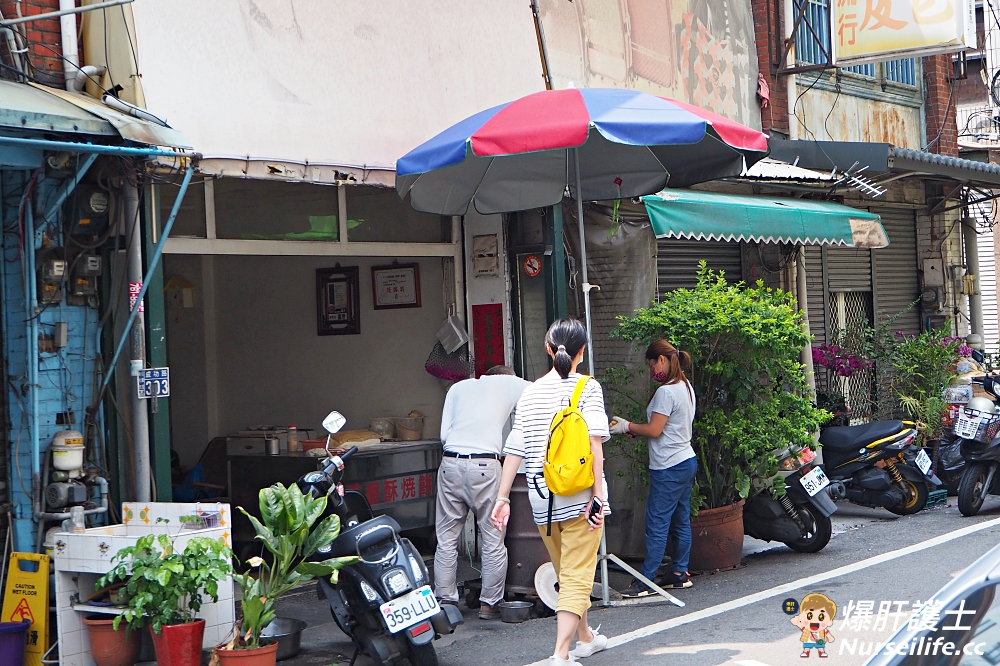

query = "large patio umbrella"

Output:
[[396, 87, 769, 377]]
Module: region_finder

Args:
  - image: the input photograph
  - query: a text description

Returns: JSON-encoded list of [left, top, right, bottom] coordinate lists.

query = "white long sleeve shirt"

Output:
[[439, 375, 531, 455]]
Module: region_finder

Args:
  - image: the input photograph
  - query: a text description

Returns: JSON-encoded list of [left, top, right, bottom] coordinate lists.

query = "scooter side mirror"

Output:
[[323, 411, 346, 434], [973, 349, 986, 364]]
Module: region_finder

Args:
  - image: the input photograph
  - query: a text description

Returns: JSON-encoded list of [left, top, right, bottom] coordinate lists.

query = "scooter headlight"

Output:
[[359, 579, 382, 602], [408, 553, 426, 584], [383, 569, 412, 596]]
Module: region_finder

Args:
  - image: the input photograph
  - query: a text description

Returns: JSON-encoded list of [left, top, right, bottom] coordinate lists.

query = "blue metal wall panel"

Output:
[[2, 168, 101, 551]]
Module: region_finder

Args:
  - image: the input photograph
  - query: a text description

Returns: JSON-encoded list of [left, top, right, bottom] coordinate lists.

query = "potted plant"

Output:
[[97, 525, 233, 666], [615, 264, 829, 571], [216, 482, 357, 666]]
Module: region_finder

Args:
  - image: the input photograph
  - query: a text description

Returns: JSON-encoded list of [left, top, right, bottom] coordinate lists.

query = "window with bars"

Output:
[[793, 1, 917, 87]]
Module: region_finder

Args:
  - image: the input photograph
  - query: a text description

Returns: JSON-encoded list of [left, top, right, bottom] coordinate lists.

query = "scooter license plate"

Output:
[[380, 586, 439, 634], [915, 448, 932, 475], [800, 466, 831, 497]]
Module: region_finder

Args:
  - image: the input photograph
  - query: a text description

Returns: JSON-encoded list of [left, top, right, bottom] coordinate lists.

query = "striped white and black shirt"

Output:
[[503, 372, 612, 525]]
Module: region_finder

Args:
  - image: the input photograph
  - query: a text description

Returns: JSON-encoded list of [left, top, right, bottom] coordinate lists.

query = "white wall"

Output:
[[163, 254, 448, 468]]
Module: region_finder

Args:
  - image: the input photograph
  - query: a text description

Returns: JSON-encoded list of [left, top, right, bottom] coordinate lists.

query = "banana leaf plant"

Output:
[[230, 482, 357, 650]]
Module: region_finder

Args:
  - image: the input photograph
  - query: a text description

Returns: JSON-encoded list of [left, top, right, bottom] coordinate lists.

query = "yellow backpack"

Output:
[[533, 376, 595, 534]]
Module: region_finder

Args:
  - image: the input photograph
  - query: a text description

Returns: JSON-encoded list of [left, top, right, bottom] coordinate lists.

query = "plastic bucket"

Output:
[[0, 620, 31, 666]]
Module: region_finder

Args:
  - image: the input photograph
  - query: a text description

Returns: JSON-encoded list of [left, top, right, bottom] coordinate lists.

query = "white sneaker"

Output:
[[547, 655, 576, 665], [570, 625, 608, 659]]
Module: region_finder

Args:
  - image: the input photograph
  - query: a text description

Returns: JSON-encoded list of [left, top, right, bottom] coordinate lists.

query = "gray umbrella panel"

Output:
[[396, 131, 753, 216]]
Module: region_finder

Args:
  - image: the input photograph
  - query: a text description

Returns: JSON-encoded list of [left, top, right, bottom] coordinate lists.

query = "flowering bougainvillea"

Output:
[[811, 344, 873, 378]]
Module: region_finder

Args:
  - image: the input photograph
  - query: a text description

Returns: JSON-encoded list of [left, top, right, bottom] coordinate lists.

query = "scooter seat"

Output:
[[326, 514, 402, 559], [819, 420, 904, 451]]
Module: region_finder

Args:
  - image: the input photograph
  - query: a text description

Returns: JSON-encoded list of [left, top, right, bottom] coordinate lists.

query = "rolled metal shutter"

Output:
[[826, 246, 872, 292], [804, 245, 827, 348], [870, 208, 920, 336], [656, 239, 743, 297]]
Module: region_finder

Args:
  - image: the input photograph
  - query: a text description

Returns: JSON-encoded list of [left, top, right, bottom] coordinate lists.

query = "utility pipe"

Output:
[[123, 181, 151, 502], [0, 135, 186, 159], [963, 218, 984, 337], [0, 0, 133, 27], [796, 246, 817, 395], [783, 0, 798, 140], [59, 0, 78, 91], [100, 166, 194, 393]]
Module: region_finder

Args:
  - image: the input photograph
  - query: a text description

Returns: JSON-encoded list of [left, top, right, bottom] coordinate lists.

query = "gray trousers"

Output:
[[433, 456, 508, 606]]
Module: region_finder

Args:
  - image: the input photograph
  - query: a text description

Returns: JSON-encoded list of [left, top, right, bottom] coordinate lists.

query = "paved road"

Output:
[[275, 497, 1000, 666]]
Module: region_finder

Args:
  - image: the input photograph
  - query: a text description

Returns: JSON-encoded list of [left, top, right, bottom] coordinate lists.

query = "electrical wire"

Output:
[[924, 72, 957, 152]]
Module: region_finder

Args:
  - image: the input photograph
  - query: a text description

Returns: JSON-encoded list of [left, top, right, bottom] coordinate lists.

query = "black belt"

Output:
[[442, 451, 501, 461]]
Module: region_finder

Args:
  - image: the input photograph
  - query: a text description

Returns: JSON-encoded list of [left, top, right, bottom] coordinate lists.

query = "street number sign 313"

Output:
[[136, 368, 170, 399]]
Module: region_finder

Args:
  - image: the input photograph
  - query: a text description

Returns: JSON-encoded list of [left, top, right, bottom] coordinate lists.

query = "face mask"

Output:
[[652, 370, 668, 383]]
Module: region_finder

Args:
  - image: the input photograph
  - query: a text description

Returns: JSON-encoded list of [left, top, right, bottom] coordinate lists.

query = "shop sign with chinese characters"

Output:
[[833, 0, 975, 64], [346, 473, 435, 507]]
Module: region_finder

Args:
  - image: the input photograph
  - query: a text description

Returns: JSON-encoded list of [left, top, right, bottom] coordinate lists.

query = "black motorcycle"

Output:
[[743, 446, 837, 553], [297, 411, 463, 666], [956, 376, 1000, 517], [819, 420, 939, 515]]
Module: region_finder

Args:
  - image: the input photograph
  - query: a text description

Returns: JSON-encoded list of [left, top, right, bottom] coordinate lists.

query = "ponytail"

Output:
[[545, 318, 588, 379], [645, 339, 693, 401]]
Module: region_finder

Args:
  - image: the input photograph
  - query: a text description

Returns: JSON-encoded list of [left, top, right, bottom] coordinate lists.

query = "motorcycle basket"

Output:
[[954, 407, 1000, 443]]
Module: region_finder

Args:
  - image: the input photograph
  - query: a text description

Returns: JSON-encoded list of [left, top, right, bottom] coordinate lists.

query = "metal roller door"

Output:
[[804, 245, 827, 348], [656, 239, 743, 297], [871, 208, 921, 336], [826, 246, 872, 292]]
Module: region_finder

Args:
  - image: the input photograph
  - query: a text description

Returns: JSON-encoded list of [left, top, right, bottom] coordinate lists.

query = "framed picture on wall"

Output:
[[317, 266, 360, 335], [371, 263, 421, 310]]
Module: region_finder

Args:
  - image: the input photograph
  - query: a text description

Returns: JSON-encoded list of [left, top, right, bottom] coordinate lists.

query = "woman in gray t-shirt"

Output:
[[610, 339, 697, 596]]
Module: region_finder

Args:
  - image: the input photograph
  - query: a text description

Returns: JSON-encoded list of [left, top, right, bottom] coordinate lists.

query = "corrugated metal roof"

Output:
[[0, 81, 190, 149], [888, 147, 1000, 182], [769, 139, 1000, 188], [0, 79, 116, 136], [38, 85, 190, 149], [741, 157, 836, 181]]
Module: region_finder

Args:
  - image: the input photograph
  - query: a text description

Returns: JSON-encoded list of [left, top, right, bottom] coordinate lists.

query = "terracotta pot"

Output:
[[689, 500, 745, 573], [83, 616, 142, 666], [149, 619, 205, 666], [216, 641, 278, 666]]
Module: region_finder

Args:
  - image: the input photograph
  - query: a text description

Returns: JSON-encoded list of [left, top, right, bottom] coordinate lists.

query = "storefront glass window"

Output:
[[347, 186, 448, 243], [158, 180, 206, 238], [214, 179, 340, 241]]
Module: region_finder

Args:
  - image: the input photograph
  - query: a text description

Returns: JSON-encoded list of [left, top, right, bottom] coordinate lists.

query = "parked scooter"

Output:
[[956, 376, 1000, 516], [819, 420, 939, 515], [297, 411, 463, 666], [743, 446, 836, 553]]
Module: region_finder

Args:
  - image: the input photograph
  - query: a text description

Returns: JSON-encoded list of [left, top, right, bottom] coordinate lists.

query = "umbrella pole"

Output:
[[573, 148, 596, 378], [574, 148, 616, 606], [573, 149, 682, 609]]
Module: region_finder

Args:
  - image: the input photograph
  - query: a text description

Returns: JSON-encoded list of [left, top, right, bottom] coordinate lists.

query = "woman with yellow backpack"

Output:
[[491, 318, 611, 666]]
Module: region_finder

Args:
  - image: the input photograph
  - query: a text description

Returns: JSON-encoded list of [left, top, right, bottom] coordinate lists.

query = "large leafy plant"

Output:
[[231, 483, 357, 650], [98, 529, 233, 635], [614, 264, 830, 511]]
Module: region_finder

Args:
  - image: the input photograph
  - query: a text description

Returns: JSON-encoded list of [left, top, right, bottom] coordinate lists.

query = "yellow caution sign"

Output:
[[2, 552, 50, 666]]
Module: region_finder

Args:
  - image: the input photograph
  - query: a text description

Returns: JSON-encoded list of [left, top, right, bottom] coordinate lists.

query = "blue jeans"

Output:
[[641, 456, 698, 580]]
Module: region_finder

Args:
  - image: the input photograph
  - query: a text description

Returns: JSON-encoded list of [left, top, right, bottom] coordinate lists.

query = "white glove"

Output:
[[609, 417, 630, 435]]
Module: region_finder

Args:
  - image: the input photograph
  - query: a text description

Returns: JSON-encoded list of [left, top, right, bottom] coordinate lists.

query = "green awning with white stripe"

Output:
[[642, 190, 889, 248]]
